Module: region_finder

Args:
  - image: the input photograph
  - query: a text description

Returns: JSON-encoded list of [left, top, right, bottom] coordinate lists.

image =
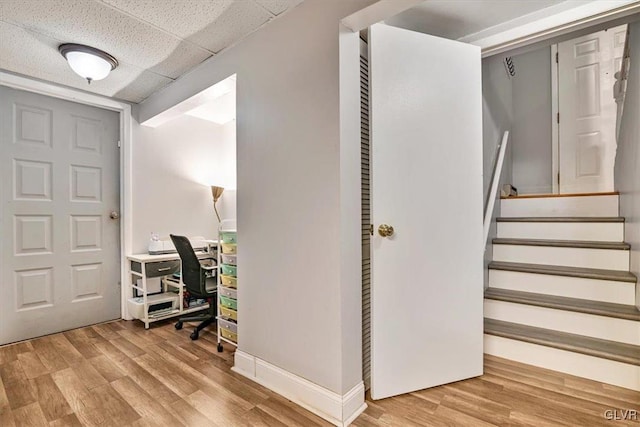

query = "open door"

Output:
[[557, 25, 626, 194], [369, 23, 483, 400]]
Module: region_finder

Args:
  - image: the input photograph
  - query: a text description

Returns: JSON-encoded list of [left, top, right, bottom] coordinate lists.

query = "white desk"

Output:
[[126, 243, 217, 329]]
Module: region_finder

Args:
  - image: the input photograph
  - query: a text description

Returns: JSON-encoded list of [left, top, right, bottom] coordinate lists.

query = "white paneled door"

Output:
[[558, 25, 626, 194], [369, 24, 483, 400], [0, 86, 121, 345]]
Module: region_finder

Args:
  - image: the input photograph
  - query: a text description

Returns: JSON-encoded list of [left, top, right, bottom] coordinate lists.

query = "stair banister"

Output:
[[484, 131, 510, 247]]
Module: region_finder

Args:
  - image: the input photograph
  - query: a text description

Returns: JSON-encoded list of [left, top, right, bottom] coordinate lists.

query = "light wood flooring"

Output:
[[1, 319, 638, 426]]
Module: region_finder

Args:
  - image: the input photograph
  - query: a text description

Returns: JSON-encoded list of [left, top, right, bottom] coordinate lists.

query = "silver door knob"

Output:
[[109, 211, 120, 220]]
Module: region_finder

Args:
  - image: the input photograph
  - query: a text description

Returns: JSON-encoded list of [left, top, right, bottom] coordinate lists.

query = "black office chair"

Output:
[[170, 234, 217, 340]]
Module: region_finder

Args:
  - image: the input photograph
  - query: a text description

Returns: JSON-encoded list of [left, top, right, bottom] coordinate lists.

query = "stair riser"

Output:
[[484, 335, 640, 391], [484, 300, 640, 345], [493, 244, 629, 271], [500, 195, 618, 218], [497, 222, 624, 242], [488, 270, 636, 305]]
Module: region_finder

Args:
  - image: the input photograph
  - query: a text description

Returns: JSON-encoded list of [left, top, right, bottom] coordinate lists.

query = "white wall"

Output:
[[511, 47, 553, 194], [482, 54, 513, 285], [132, 115, 236, 254], [483, 55, 513, 198], [138, 0, 374, 396], [614, 22, 640, 308]]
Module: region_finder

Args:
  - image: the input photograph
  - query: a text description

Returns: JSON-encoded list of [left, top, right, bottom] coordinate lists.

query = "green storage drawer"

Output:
[[220, 231, 237, 243], [221, 264, 237, 277], [220, 295, 237, 310]]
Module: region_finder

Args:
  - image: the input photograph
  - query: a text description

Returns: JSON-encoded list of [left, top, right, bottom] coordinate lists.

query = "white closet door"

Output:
[[369, 23, 483, 400], [0, 86, 121, 344]]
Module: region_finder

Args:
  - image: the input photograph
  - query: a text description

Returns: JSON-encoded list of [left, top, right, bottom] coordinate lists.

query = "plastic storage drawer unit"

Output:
[[221, 254, 237, 265], [219, 286, 237, 299], [221, 243, 237, 254], [218, 318, 238, 334], [221, 275, 237, 288], [220, 231, 237, 243], [221, 264, 237, 277], [220, 327, 237, 343], [219, 306, 237, 321], [219, 295, 237, 310]]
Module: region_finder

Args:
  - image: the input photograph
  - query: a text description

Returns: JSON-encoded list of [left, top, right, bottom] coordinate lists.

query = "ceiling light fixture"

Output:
[[58, 43, 118, 84]]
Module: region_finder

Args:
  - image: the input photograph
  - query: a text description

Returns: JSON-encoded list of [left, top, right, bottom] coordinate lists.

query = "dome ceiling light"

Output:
[[58, 43, 118, 84]]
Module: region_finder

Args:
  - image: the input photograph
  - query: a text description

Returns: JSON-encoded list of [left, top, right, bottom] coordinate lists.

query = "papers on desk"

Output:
[[148, 235, 211, 255]]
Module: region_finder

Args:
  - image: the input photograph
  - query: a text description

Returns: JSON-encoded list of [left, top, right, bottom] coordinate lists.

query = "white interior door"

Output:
[[369, 24, 483, 400], [0, 86, 121, 345], [558, 25, 627, 194]]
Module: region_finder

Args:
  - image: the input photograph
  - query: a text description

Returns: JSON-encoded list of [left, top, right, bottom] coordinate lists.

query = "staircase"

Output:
[[484, 192, 640, 391]]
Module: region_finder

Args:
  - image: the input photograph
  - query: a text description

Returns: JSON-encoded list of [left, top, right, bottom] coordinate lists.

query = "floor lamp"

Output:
[[211, 186, 224, 222]]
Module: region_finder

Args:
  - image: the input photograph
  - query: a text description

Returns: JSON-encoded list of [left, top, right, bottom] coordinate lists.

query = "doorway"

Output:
[[0, 86, 122, 345], [554, 25, 628, 194], [486, 24, 629, 197]]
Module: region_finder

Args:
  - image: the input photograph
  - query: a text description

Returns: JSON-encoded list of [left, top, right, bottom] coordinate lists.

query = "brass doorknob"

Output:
[[378, 224, 394, 237]]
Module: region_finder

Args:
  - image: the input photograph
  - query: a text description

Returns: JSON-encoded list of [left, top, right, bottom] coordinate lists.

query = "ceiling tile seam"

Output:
[[135, 78, 175, 105], [197, 13, 285, 63], [0, 18, 179, 82], [138, 2, 302, 105], [95, 0, 217, 57], [251, 1, 277, 19]]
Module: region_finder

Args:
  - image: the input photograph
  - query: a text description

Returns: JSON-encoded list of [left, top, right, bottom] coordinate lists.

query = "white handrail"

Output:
[[483, 131, 509, 246]]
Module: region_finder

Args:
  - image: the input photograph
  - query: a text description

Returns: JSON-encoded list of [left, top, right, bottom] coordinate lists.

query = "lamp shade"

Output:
[[211, 186, 224, 202], [59, 44, 118, 84]]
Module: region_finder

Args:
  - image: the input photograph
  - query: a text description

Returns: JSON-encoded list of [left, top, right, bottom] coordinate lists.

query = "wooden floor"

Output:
[[1, 320, 638, 427]]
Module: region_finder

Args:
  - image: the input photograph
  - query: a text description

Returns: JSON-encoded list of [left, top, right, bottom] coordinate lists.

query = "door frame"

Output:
[[0, 71, 133, 321], [550, 25, 627, 195]]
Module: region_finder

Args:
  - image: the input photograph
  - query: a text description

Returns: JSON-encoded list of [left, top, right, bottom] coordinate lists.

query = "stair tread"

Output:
[[497, 216, 624, 223], [500, 191, 618, 200], [493, 238, 630, 250], [488, 261, 637, 283], [485, 288, 640, 321], [484, 318, 640, 366]]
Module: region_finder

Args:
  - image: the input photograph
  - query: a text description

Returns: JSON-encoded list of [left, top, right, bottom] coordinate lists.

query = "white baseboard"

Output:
[[232, 350, 367, 426]]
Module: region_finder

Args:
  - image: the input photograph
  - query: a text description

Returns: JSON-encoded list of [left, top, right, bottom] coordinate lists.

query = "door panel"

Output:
[[369, 24, 483, 400], [558, 25, 626, 193], [0, 86, 121, 344]]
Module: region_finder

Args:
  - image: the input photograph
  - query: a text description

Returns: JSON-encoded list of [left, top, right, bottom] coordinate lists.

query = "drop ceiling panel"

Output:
[[185, 1, 273, 53], [0, 21, 171, 103], [0, 0, 301, 103], [1, 0, 210, 78], [105, 0, 273, 54], [103, 0, 232, 45]]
